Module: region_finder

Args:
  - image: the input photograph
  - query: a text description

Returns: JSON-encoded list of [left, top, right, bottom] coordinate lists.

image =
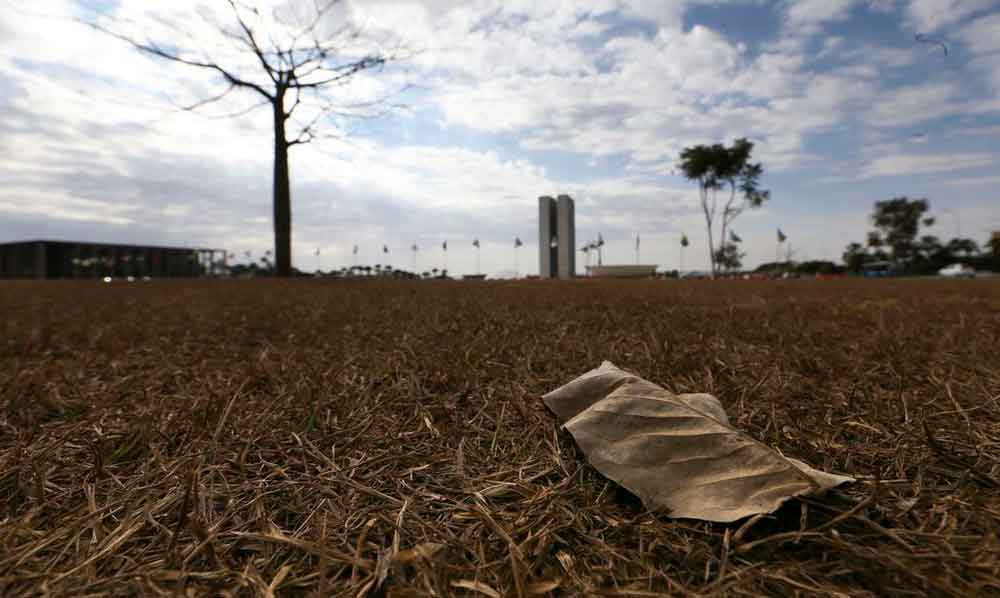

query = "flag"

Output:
[[442, 240, 447, 251], [382, 244, 389, 254], [730, 230, 742, 243], [681, 233, 689, 248], [778, 228, 787, 243], [514, 237, 523, 248], [473, 238, 480, 248], [597, 233, 605, 247]]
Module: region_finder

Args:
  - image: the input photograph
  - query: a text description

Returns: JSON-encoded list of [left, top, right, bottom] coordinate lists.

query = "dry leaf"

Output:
[[543, 361, 854, 522], [451, 579, 502, 597], [392, 542, 444, 564], [526, 579, 561, 594]]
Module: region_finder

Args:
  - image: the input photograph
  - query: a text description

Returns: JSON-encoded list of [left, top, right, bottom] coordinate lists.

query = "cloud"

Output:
[[959, 12, 1000, 54], [867, 0, 896, 14], [785, 0, 857, 31], [862, 152, 997, 177], [904, 0, 995, 32], [943, 174, 1000, 187], [864, 82, 963, 127]]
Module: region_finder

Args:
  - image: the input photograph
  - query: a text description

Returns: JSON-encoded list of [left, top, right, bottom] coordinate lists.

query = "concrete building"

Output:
[[538, 195, 575, 279], [0, 239, 227, 279]]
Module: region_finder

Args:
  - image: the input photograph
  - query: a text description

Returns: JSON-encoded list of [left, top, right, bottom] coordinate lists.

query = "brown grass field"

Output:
[[2, 278, 1000, 597]]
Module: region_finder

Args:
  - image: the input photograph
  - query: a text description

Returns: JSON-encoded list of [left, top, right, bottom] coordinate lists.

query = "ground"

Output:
[[2, 278, 999, 597]]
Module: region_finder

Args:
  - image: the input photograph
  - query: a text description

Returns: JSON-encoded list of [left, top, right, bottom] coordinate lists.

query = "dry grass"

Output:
[[2, 277, 1000, 597]]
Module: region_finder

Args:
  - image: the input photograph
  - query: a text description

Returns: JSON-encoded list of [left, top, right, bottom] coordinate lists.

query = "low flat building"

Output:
[[586, 264, 658, 279], [0, 239, 227, 279]]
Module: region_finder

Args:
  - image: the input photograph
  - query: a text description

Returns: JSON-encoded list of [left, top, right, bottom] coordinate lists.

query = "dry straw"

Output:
[[2, 278, 999, 596]]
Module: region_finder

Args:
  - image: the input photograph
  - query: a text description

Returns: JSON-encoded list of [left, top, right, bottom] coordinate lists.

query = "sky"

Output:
[[1, 0, 999, 276]]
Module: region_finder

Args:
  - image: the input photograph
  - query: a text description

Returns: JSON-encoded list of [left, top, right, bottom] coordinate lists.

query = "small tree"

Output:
[[84, 2, 405, 277], [715, 243, 744, 272], [946, 238, 979, 258], [842, 242, 866, 273], [988, 233, 1000, 257], [678, 138, 769, 276], [915, 235, 943, 261], [870, 197, 932, 264]]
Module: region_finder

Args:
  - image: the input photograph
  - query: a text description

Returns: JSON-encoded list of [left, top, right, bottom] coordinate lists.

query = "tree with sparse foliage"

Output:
[[870, 197, 933, 264], [714, 243, 744, 272], [989, 234, 1000, 257], [678, 138, 769, 276], [842, 242, 866, 273], [946, 238, 979, 258], [83, 2, 406, 277]]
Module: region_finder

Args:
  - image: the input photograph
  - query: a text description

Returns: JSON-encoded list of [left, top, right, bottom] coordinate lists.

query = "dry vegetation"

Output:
[[2, 278, 1000, 597]]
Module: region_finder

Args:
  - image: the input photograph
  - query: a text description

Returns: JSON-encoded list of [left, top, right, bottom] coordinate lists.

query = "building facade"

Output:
[[0, 240, 227, 279], [538, 195, 575, 279]]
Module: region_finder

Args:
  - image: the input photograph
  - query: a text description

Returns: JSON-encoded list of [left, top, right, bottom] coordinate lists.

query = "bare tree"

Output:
[[83, 1, 405, 276]]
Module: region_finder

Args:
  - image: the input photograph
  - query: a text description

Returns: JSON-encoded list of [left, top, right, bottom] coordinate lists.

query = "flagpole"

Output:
[[476, 246, 481, 275]]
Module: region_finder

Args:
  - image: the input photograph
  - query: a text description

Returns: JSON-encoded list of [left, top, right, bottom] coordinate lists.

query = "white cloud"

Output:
[[868, 0, 896, 13], [959, 13, 1000, 54], [943, 174, 1000, 186], [785, 0, 857, 30], [862, 152, 997, 177], [865, 82, 963, 127], [904, 0, 995, 32]]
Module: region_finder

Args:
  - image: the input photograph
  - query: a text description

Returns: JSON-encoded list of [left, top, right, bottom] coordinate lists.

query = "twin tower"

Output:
[[538, 195, 575, 279]]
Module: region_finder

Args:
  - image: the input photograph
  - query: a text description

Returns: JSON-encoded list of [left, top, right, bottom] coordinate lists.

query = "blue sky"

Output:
[[1, 0, 998, 275]]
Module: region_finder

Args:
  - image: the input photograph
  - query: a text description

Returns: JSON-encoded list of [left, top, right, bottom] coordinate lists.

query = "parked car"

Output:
[[861, 261, 895, 278], [939, 263, 976, 278]]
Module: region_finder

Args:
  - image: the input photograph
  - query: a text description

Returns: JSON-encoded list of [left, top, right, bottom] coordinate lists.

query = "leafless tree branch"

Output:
[[80, 19, 275, 101], [225, 0, 279, 84]]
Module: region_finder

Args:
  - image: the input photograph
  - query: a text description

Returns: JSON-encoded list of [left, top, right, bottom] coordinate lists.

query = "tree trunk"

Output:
[[701, 183, 716, 276], [719, 183, 735, 274], [272, 91, 292, 277]]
